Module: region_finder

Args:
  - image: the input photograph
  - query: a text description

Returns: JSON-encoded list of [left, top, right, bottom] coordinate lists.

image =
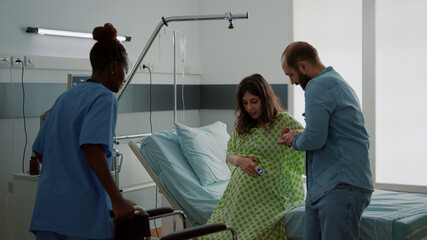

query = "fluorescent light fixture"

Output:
[[26, 27, 131, 42]]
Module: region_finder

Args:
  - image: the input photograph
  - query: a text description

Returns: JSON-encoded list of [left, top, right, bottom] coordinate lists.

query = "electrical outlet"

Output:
[[0, 55, 12, 68], [25, 56, 35, 68], [139, 63, 148, 72], [139, 63, 151, 72], [12, 55, 25, 68], [144, 63, 155, 72]]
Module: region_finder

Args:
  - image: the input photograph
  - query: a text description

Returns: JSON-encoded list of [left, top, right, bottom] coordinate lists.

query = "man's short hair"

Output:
[[283, 41, 320, 69]]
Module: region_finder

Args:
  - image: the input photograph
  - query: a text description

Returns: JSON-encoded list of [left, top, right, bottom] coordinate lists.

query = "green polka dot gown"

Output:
[[203, 112, 305, 240]]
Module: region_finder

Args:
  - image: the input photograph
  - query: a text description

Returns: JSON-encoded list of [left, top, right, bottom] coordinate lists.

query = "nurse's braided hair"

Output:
[[90, 23, 128, 71], [235, 74, 284, 135]]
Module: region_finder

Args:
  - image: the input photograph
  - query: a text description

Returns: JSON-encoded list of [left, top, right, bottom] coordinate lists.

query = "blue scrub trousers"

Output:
[[35, 231, 113, 240], [303, 183, 372, 240]]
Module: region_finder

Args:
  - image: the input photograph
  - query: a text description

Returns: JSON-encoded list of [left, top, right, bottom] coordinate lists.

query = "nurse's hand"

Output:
[[81, 144, 136, 219], [111, 197, 136, 219], [237, 156, 260, 177]]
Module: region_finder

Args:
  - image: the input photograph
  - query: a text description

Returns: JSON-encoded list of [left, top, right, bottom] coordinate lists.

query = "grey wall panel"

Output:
[[271, 84, 289, 110], [118, 84, 200, 113], [176, 85, 201, 110], [200, 85, 237, 110], [0, 83, 66, 118], [0, 83, 287, 118], [199, 84, 288, 110]]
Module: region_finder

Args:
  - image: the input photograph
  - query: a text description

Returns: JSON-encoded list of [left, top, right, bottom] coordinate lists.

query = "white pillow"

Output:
[[175, 121, 231, 186]]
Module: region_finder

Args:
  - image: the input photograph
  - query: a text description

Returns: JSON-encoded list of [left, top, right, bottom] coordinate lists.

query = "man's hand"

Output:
[[277, 127, 302, 147]]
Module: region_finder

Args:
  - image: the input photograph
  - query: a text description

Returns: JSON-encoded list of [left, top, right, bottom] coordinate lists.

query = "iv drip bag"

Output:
[[179, 37, 187, 63]]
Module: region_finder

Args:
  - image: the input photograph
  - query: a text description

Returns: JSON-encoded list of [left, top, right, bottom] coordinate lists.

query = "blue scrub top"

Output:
[[31, 81, 117, 238]]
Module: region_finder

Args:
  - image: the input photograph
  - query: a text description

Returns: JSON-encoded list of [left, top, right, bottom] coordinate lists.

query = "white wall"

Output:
[[293, 0, 427, 192], [199, 0, 293, 85], [376, 0, 427, 187], [293, 0, 362, 126], [200, 110, 236, 133], [198, 0, 294, 129]]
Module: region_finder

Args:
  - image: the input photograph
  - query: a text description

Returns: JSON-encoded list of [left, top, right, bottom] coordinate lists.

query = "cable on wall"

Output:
[[6, 66, 15, 240], [143, 64, 160, 237], [15, 58, 28, 173], [9, 67, 15, 174]]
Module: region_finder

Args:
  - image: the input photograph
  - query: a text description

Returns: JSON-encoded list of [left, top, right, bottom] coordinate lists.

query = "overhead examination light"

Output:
[[25, 27, 131, 42]]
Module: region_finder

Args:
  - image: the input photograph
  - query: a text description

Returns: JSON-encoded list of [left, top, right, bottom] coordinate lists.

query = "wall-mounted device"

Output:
[[67, 74, 90, 89]]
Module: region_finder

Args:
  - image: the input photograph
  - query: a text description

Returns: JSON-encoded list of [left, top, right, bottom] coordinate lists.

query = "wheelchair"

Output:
[[114, 206, 238, 240]]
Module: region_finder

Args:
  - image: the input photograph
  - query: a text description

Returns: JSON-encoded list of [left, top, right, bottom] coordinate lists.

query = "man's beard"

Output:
[[297, 70, 311, 90]]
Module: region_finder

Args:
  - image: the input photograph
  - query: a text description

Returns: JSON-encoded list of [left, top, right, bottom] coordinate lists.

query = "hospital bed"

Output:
[[128, 125, 427, 240], [285, 190, 427, 240]]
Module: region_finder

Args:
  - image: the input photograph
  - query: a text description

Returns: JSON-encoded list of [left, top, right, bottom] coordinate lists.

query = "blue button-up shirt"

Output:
[[292, 67, 374, 203]]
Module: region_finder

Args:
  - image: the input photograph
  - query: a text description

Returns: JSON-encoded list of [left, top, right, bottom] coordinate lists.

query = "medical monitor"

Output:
[[67, 74, 90, 89]]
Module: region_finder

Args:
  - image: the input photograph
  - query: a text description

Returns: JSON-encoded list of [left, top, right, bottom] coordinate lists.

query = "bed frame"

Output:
[[128, 136, 427, 240], [128, 140, 194, 228]]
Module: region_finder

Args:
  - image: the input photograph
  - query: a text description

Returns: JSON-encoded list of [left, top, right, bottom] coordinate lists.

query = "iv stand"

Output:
[[116, 12, 249, 100], [173, 30, 178, 124], [112, 12, 248, 189]]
